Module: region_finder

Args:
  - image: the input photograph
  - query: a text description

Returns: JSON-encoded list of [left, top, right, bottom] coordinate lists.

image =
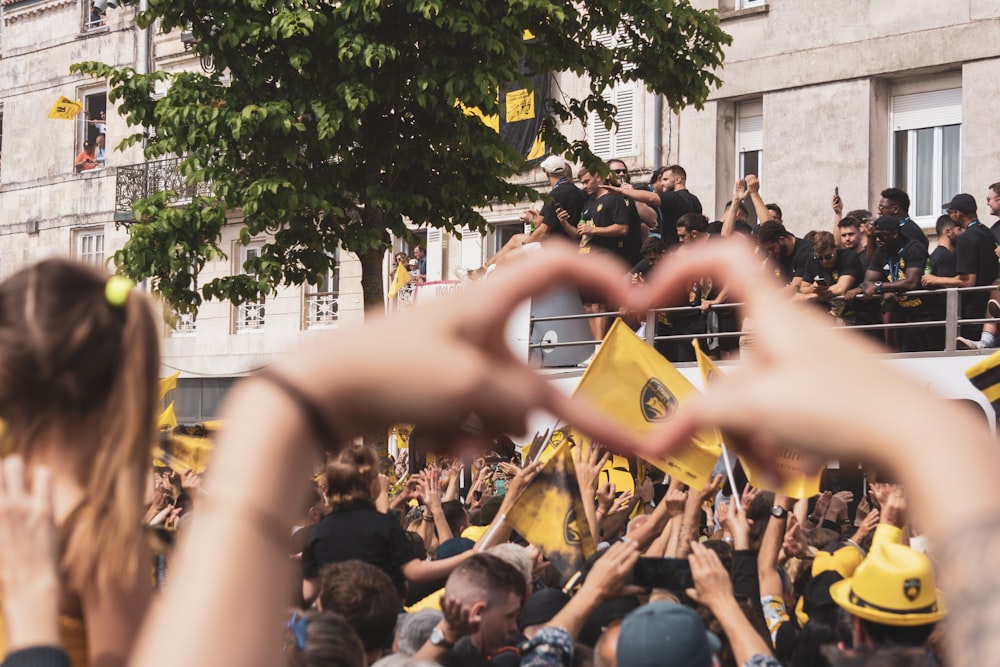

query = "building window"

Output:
[[736, 101, 762, 180], [739, 0, 766, 8], [75, 230, 105, 266], [891, 88, 961, 222], [235, 243, 265, 332], [83, 0, 114, 32], [588, 27, 638, 160], [75, 89, 107, 172], [304, 251, 340, 329]]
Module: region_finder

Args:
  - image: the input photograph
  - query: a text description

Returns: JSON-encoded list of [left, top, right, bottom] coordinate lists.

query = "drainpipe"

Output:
[[136, 0, 149, 75], [652, 94, 663, 170]]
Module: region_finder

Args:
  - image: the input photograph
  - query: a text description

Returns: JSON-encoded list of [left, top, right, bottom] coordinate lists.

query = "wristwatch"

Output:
[[430, 626, 455, 650], [874, 281, 884, 294], [770, 506, 788, 519]]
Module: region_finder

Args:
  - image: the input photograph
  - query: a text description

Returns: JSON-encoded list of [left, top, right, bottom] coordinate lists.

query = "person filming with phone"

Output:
[[793, 231, 865, 324]]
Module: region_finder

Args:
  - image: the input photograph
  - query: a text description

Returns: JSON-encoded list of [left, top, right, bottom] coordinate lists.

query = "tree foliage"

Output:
[[74, 0, 729, 313]]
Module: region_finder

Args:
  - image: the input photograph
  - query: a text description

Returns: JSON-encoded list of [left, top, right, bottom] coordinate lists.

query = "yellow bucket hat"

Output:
[[829, 543, 946, 626]]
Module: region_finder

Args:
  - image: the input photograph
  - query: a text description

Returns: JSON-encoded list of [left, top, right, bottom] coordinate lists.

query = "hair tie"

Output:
[[287, 612, 308, 650], [105, 276, 134, 307]]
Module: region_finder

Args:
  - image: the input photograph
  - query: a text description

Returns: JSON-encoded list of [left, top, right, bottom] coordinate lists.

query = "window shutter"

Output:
[[426, 228, 443, 282], [460, 227, 483, 271], [892, 89, 962, 131], [613, 86, 636, 156]]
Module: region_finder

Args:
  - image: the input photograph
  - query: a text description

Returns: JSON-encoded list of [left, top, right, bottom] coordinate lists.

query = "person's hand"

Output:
[[717, 496, 750, 548], [265, 244, 643, 457], [921, 274, 939, 288], [744, 174, 760, 194], [579, 539, 641, 601], [881, 488, 907, 529], [525, 544, 551, 577], [699, 298, 717, 312], [438, 595, 480, 643], [574, 441, 609, 498], [636, 239, 948, 482], [844, 287, 863, 301], [498, 462, 521, 477], [596, 482, 616, 515], [556, 208, 571, 226], [499, 460, 544, 511], [637, 476, 654, 504], [608, 490, 635, 516], [519, 209, 540, 225], [812, 490, 833, 521], [418, 469, 443, 509], [740, 484, 760, 515], [663, 481, 687, 518], [181, 469, 203, 497], [162, 469, 182, 500], [869, 483, 895, 510], [686, 540, 735, 611], [782, 515, 812, 560], [0, 456, 61, 653], [850, 508, 879, 543], [828, 491, 854, 522], [832, 194, 843, 215], [732, 179, 747, 202]]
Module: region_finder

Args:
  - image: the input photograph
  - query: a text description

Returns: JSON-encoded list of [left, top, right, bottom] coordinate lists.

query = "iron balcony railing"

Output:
[[115, 157, 212, 225]]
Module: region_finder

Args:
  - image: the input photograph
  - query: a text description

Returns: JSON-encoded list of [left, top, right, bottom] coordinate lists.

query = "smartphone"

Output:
[[494, 478, 507, 496], [814, 276, 828, 287], [835, 186, 839, 197], [633, 557, 693, 591]]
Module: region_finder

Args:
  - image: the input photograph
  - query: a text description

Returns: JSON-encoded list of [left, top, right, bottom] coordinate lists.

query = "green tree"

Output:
[[75, 0, 729, 314]]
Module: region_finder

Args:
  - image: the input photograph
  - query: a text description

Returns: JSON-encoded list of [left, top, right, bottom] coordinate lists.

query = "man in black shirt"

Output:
[[919, 214, 962, 350], [795, 231, 865, 323], [926, 193, 1000, 348], [758, 220, 813, 289], [605, 164, 701, 247], [877, 187, 929, 248], [847, 216, 929, 351], [520, 155, 587, 242]]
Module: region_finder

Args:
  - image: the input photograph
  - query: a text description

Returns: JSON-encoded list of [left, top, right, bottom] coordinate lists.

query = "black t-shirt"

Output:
[[899, 216, 929, 248], [868, 239, 929, 309], [769, 237, 813, 284], [540, 180, 586, 240], [868, 239, 930, 282], [801, 248, 865, 288], [658, 189, 702, 247], [929, 245, 957, 278], [584, 193, 640, 265], [301, 501, 415, 593], [990, 219, 1000, 246], [955, 222, 999, 285]]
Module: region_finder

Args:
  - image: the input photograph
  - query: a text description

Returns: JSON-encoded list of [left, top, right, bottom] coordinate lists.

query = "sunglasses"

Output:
[[816, 253, 836, 261]]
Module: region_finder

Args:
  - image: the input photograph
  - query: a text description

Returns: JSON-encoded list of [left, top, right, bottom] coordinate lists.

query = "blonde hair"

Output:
[[0, 259, 159, 594]]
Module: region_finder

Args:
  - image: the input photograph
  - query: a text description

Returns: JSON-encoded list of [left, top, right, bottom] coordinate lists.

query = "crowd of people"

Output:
[[501, 155, 1000, 359], [3, 188, 1000, 667]]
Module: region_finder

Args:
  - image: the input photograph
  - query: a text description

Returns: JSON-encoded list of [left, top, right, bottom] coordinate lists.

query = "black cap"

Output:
[[873, 215, 900, 232], [943, 193, 977, 215]]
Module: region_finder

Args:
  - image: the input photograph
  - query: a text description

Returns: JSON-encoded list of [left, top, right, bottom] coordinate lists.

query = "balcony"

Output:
[[305, 291, 339, 328], [115, 157, 212, 225]]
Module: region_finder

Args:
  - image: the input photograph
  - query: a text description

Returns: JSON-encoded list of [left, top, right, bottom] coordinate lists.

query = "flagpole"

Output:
[[531, 419, 562, 464], [476, 513, 507, 552], [720, 443, 741, 508]]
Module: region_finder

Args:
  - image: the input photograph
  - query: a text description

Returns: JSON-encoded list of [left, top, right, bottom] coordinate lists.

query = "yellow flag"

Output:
[[158, 401, 178, 430], [533, 426, 635, 496], [506, 440, 594, 582], [159, 372, 180, 401], [387, 262, 412, 299], [153, 427, 212, 474], [573, 318, 721, 488], [48, 96, 83, 120], [692, 340, 821, 499]]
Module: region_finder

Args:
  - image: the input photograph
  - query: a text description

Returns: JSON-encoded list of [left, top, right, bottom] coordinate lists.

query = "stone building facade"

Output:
[[1, 0, 998, 418]]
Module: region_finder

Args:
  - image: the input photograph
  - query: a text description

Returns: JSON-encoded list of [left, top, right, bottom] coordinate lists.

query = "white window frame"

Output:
[[235, 242, 265, 332], [304, 250, 340, 329], [736, 100, 763, 181], [75, 87, 107, 172], [588, 27, 638, 160], [739, 0, 766, 8], [75, 229, 105, 267], [891, 88, 962, 225]]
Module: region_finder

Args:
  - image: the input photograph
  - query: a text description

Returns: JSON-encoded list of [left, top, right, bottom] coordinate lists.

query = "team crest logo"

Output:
[[640, 378, 677, 422], [596, 204, 604, 213], [564, 508, 581, 546], [903, 578, 921, 602]]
